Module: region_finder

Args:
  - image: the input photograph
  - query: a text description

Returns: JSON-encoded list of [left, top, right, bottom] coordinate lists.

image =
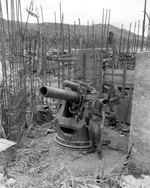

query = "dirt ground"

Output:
[[1, 124, 129, 188], [0, 123, 150, 188]]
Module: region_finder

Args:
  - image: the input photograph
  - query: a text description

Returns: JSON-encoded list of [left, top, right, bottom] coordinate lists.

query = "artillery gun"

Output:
[[39, 80, 96, 149]]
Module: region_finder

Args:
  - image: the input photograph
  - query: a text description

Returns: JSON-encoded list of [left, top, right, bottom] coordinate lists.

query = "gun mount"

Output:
[[39, 80, 96, 149]]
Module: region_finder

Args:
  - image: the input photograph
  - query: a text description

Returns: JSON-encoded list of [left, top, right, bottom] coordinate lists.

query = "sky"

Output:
[[1, 0, 150, 32]]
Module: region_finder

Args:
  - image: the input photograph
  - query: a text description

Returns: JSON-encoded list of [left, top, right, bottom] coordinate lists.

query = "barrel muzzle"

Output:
[[39, 86, 80, 102]]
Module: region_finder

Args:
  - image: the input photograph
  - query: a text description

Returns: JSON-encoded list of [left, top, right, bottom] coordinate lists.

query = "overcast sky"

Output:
[[1, 0, 150, 32]]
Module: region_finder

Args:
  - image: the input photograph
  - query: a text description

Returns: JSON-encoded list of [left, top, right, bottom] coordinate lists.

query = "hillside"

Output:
[[0, 18, 143, 51], [27, 21, 136, 40], [0, 18, 139, 40]]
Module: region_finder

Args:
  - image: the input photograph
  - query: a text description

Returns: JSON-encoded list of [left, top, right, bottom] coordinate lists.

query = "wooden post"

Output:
[[93, 52, 96, 87], [127, 23, 132, 53], [141, 0, 147, 51], [119, 24, 123, 53], [54, 11, 57, 36], [121, 62, 126, 99], [74, 21, 76, 52], [99, 52, 103, 98], [103, 9, 108, 47], [82, 52, 86, 81], [106, 9, 111, 47], [57, 62, 61, 89], [101, 8, 105, 49], [68, 62, 71, 81], [62, 61, 65, 88], [92, 21, 94, 50], [132, 21, 137, 52], [68, 24, 71, 53], [136, 20, 140, 52]]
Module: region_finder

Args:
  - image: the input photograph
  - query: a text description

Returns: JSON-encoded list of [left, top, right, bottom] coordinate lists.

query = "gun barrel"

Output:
[[39, 86, 79, 101], [63, 80, 80, 90]]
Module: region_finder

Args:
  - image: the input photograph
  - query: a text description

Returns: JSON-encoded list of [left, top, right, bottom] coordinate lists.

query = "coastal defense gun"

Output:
[[39, 80, 95, 149]]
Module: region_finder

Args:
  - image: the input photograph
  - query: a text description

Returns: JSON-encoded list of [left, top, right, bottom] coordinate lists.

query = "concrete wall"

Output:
[[129, 51, 150, 173]]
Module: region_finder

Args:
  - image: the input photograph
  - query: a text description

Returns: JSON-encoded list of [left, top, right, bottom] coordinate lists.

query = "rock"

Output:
[[0, 139, 17, 168], [0, 173, 4, 182], [5, 178, 16, 187], [0, 139, 16, 153], [0, 184, 6, 188], [122, 175, 150, 188]]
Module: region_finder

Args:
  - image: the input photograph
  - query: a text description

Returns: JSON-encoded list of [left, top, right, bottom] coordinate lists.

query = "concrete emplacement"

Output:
[[129, 51, 150, 173]]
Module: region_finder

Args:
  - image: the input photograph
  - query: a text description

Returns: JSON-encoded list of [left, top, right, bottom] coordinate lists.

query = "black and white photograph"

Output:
[[0, 0, 150, 187]]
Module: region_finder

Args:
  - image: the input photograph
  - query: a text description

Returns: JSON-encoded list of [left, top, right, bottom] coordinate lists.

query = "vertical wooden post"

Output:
[[68, 24, 71, 53], [106, 9, 111, 47], [132, 21, 137, 52], [119, 24, 123, 53], [68, 62, 71, 81], [99, 52, 103, 98], [92, 21, 94, 50], [121, 61, 126, 99], [74, 21, 76, 53], [93, 52, 96, 87], [101, 8, 105, 49], [87, 20, 89, 50], [141, 0, 147, 51], [62, 61, 65, 88], [127, 23, 132, 53], [103, 9, 108, 47], [54, 11, 57, 36], [57, 62, 61, 89], [82, 52, 86, 81], [136, 20, 140, 52], [112, 53, 115, 84]]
